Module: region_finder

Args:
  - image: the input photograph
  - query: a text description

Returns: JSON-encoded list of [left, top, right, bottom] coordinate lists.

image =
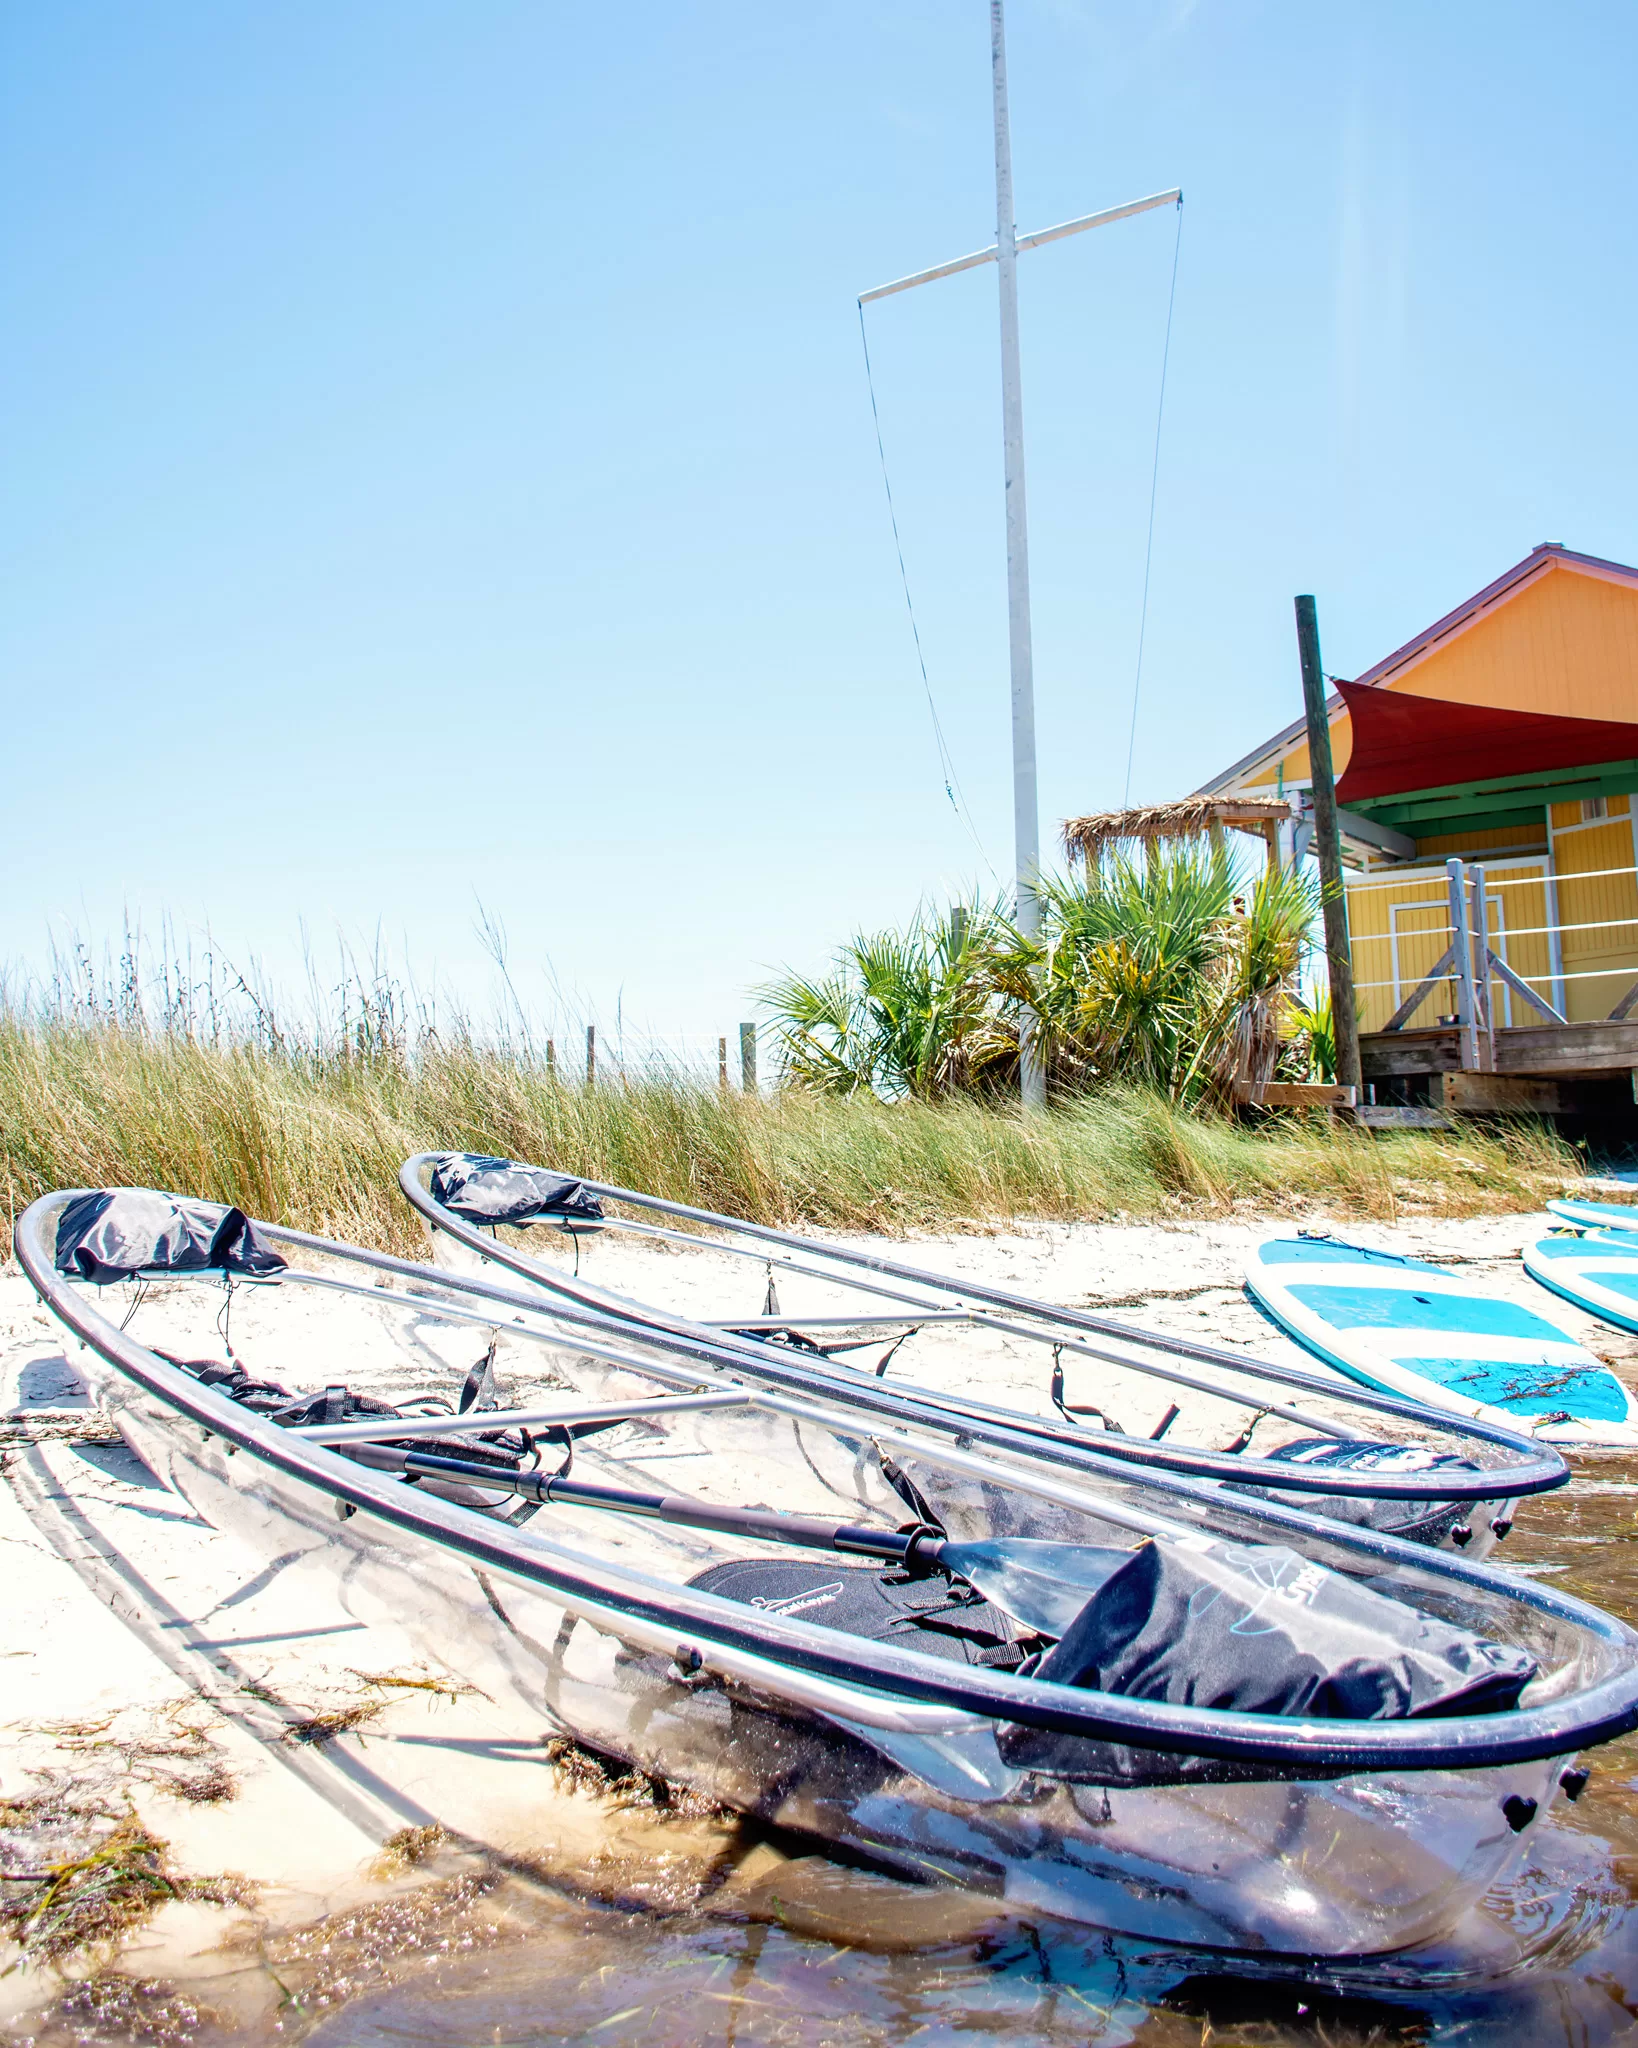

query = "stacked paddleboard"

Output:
[[1546, 1198, 1638, 1235], [1246, 1235, 1638, 1446], [1525, 1198, 1638, 1339]]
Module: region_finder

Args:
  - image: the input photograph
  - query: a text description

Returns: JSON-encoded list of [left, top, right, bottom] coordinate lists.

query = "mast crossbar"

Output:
[[858, 187, 1181, 304]]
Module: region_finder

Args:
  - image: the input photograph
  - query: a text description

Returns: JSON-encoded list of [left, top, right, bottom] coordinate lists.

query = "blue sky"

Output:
[[4, 2, 1634, 1052]]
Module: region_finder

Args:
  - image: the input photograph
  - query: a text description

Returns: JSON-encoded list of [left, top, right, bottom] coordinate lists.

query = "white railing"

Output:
[[1348, 856, 1638, 1059]]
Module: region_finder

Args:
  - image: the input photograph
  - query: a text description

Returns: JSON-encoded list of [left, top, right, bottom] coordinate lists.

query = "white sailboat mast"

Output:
[[989, 0, 1045, 1108], [859, 5, 1179, 1109]]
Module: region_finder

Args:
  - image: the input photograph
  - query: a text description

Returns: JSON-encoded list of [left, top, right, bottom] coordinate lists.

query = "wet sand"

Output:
[[5, 1208, 1638, 2045]]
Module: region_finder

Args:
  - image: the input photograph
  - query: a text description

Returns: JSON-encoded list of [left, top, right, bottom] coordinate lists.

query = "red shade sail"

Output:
[[1333, 679, 1638, 806]]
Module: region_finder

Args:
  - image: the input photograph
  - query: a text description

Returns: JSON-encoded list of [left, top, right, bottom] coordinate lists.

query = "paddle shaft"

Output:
[[346, 1441, 935, 1565]]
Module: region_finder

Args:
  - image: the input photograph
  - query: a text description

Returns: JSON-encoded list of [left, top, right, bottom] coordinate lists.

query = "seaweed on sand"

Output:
[[542, 1736, 727, 1822], [0, 1805, 252, 1972]]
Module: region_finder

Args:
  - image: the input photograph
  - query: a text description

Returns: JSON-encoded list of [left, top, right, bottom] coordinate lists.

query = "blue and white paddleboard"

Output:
[[1545, 1199, 1638, 1234], [1525, 1229, 1638, 1339], [1245, 1235, 1638, 1446]]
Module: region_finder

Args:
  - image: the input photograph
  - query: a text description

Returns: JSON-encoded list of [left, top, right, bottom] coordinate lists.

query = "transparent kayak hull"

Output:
[[398, 1155, 1572, 1560], [91, 1363, 1557, 1955], [20, 1193, 1632, 1959]]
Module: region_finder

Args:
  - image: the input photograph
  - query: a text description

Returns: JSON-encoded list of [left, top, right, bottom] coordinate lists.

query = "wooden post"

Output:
[[586, 1024, 597, 1088], [739, 1022, 757, 1095], [1445, 859, 1480, 1072], [1469, 866, 1496, 1068], [1294, 596, 1362, 1097], [718, 1036, 729, 1089]]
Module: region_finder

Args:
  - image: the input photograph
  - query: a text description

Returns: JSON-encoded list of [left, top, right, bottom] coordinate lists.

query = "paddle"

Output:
[[342, 1441, 1125, 1636]]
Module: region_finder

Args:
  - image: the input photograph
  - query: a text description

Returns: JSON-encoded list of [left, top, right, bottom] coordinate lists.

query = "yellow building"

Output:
[[1199, 544, 1638, 1105]]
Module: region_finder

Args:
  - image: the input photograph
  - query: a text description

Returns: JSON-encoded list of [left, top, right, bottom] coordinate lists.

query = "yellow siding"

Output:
[[1474, 868, 1554, 1025], [1221, 557, 1638, 1026], [1349, 873, 1447, 1034], [1392, 564, 1638, 720], [1551, 793, 1630, 830], [1552, 816, 1638, 1019], [1346, 864, 1555, 1033], [1245, 745, 1312, 791]]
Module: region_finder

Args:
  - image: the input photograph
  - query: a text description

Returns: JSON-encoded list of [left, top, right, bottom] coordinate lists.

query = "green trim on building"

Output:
[[1394, 805, 1554, 839], [1351, 758, 1638, 833]]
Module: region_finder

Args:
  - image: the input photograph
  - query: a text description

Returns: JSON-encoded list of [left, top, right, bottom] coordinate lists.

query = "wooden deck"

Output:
[[1362, 1019, 1638, 1078], [1360, 1019, 1638, 1114]]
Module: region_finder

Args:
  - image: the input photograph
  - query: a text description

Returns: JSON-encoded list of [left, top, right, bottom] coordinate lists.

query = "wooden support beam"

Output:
[[1441, 1073, 1563, 1115], [1609, 978, 1638, 1024], [1382, 944, 1457, 1032], [1233, 1079, 1357, 1111], [1334, 807, 1416, 861], [1489, 953, 1566, 1025], [1351, 758, 1638, 821]]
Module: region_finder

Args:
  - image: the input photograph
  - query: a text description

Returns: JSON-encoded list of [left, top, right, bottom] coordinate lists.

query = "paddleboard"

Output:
[[1525, 1229, 1638, 1339], [1546, 1198, 1638, 1233], [1245, 1235, 1638, 1445]]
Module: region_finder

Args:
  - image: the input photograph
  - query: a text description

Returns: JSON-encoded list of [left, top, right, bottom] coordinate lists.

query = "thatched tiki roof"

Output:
[[1062, 795, 1297, 864]]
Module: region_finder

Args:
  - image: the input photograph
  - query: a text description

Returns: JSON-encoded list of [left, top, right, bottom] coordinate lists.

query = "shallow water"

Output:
[[23, 1458, 1638, 2048]]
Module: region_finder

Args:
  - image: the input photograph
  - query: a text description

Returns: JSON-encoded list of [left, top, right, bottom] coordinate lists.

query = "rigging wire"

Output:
[[1121, 198, 1184, 808], [857, 301, 998, 880]]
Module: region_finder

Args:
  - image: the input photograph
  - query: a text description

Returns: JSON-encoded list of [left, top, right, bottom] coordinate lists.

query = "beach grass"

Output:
[[0, 1015, 1586, 1259]]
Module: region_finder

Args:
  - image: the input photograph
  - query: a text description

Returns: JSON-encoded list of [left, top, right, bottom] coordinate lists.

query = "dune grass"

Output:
[[0, 1014, 1588, 1261]]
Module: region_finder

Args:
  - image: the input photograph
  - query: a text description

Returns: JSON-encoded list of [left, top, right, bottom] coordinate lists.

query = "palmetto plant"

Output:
[[1189, 857, 1322, 1102], [758, 898, 1014, 1100], [1024, 848, 1238, 1095], [764, 842, 1320, 1107], [1285, 986, 1337, 1083]]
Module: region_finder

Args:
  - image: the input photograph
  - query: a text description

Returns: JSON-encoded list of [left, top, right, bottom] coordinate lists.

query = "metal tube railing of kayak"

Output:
[[291, 1389, 752, 1446]]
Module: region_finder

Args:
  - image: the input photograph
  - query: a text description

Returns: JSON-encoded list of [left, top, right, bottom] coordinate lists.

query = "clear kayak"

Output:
[[397, 1154, 1571, 1559], [20, 1185, 1638, 1961]]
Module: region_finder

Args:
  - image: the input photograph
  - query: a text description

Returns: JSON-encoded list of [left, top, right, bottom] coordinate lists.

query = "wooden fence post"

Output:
[[739, 1022, 757, 1095], [718, 1036, 729, 1090], [586, 1024, 597, 1088]]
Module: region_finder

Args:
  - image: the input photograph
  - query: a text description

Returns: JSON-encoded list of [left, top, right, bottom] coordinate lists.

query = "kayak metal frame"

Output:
[[399, 1155, 1567, 1510], [19, 1187, 1638, 1773]]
